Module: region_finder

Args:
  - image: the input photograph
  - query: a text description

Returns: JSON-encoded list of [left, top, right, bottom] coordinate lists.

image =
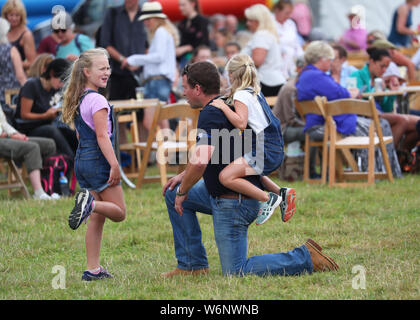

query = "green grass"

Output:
[[0, 171, 419, 300]]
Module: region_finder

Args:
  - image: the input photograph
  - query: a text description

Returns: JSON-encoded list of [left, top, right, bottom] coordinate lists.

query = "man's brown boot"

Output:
[[304, 238, 339, 272], [161, 267, 209, 278]]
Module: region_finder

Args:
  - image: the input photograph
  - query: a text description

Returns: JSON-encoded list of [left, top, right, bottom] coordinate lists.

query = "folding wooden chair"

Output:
[[325, 96, 394, 187], [294, 96, 329, 184], [4, 88, 20, 109], [265, 96, 277, 108], [134, 102, 200, 188], [117, 109, 142, 178], [0, 158, 30, 199]]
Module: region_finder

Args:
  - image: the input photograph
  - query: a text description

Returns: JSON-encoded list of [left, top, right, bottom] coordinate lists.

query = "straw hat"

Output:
[[138, 1, 167, 21], [371, 39, 397, 50]]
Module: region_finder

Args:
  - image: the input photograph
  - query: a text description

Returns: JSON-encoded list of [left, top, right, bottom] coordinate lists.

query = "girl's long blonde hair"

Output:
[[62, 48, 109, 125], [147, 17, 180, 47], [225, 53, 260, 105]]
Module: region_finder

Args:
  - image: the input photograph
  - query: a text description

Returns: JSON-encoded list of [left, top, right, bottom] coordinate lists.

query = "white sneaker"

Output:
[[33, 193, 52, 200], [51, 193, 61, 200]]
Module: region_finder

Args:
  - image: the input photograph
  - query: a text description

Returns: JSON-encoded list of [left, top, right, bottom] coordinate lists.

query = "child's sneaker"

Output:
[[256, 192, 282, 225], [279, 187, 296, 222], [68, 189, 94, 230], [81, 266, 113, 281]]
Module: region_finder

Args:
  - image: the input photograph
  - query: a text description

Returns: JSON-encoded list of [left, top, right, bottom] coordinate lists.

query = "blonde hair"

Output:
[[62, 48, 109, 125], [27, 53, 54, 77], [244, 4, 278, 40], [225, 53, 260, 105], [147, 17, 180, 46], [1, 0, 27, 27], [304, 41, 335, 65]]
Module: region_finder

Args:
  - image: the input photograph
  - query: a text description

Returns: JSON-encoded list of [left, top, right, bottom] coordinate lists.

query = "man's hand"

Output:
[[162, 172, 184, 196], [175, 193, 188, 216]]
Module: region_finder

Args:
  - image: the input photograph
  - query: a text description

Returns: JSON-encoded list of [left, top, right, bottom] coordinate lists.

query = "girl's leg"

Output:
[[91, 185, 126, 222], [219, 157, 269, 202], [85, 185, 126, 270]]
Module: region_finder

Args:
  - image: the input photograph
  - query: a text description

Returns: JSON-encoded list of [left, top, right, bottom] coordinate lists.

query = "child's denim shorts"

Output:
[[75, 145, 118, 193]]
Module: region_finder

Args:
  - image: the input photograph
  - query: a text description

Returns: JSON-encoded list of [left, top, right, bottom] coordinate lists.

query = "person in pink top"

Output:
[[290, 1, 312, 41], [339, 7, 367, 52]]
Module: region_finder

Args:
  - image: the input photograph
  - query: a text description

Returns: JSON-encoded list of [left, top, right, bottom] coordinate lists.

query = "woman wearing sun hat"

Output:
[[123, 1, 179, 132]]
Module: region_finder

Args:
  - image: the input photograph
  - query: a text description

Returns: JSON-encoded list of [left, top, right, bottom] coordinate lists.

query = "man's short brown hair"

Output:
[[182, 61, 220, 95]]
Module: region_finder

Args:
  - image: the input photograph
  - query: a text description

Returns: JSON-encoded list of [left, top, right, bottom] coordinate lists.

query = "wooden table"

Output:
[[361, 86, 420, 114], [111, 98, 163, 188]]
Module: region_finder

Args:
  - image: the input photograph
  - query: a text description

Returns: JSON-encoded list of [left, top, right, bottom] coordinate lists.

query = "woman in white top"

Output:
[[273, 1, 304, 79], [242, 4, 286, 97], [124, 2, 179, 131]]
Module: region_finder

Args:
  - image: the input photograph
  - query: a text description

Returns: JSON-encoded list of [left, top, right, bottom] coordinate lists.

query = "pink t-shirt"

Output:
[[79, 91, 112, 136]]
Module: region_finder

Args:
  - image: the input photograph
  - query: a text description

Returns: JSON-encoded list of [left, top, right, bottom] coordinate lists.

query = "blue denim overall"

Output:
[[74, 90, 117, 193], [244, 90, 284, 176]]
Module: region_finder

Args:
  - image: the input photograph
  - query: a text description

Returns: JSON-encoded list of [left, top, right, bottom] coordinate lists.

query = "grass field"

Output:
[[0, 171, 419, 300]]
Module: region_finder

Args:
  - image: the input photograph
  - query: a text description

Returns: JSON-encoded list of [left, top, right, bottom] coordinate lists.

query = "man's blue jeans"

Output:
[[164, 180, 314, 276]]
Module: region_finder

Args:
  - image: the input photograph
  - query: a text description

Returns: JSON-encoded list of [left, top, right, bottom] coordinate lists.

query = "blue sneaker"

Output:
[[82, 266, 113, 281], [68, 189, 94, 230], [256, 192, 281, 225]]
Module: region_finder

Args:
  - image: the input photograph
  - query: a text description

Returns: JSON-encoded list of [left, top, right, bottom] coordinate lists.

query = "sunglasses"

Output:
[[53, 29, 67, 33], [182, 64, 203, 88]]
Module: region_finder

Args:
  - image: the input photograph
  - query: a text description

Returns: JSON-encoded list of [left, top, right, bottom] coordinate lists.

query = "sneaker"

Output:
[[33, 193, 51, 200], [81, 266, 113, 281], [256, 192, 282, 225], [51, 193, 61, 200], [279, 187, 296, 222], [68, 189, 94, 230]]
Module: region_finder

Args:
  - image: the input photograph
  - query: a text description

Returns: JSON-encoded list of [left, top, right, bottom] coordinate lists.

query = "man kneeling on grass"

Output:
[[161, 61, 339, 277]]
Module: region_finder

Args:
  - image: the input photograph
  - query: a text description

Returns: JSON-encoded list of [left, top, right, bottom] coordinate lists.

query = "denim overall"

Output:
[[244, 90, 284, 176], [74, 90, 117, 193]]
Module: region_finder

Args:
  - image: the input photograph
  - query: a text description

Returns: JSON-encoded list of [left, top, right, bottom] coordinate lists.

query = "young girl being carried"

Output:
[[62, 48, 126, 281], [211, 53, 296, 225]]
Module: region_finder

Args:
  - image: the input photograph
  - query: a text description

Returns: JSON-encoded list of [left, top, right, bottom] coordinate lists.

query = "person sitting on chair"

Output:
[[0, 103, 58, 200]]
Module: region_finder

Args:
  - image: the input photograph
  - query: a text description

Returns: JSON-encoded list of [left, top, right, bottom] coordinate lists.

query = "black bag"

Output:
[[41, 154, 75, 196], [397, 146, 420, 174]]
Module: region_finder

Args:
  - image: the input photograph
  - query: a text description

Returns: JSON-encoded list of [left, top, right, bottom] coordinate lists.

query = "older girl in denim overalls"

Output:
[[210, 53, 296, 226], [62, 48, 126, 281]]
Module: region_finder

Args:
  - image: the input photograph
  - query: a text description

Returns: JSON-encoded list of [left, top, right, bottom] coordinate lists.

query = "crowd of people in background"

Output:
[[2, 0, 420, 201]]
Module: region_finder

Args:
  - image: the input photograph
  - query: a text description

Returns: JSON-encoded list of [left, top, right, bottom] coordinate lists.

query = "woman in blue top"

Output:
[[388, 0, 420, 47], [297, 41, 402, 178], [296, 41, 359, 139]]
